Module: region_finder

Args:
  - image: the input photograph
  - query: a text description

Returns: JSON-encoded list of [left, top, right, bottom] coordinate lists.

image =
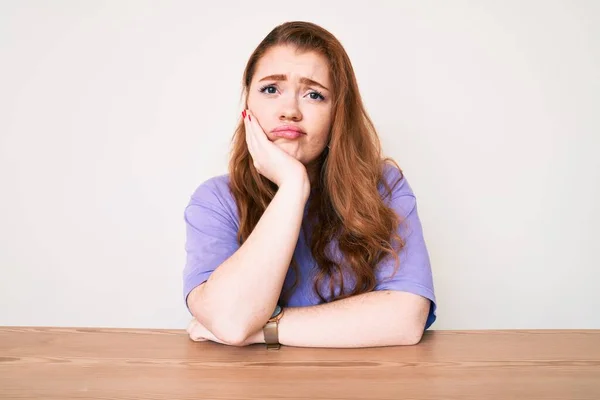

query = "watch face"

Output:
[[271, 304, 282, 319]]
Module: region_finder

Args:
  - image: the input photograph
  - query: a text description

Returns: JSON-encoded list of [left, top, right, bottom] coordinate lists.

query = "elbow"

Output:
[[187, 284, 253, 346], [211, 320, 253, 346], [191, 305, 251, 345], [402, 325, 425, 345], [190, 307, 253, 346], [397, 316, 427, 345], [400, 298, 430, 345], [192, 312, 251, 346]]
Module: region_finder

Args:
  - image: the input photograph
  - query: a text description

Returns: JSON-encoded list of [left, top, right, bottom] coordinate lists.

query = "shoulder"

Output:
[[186, 172, 239, 223], [378, 161, 416, 203], [189, 172, 233, 205]]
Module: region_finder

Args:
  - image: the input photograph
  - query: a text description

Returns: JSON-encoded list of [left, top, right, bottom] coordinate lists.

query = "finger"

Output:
[[189, 330, 208, 342], [188, 321, 209, 342], [246, 110, 269, 144], [244, 110, 258, 161], [186, 318, 196, 334], [190, 334, 208, 342], [243, 110, 252, 147]]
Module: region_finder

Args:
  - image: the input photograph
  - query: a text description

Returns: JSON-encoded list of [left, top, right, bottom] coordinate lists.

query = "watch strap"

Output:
[[263, 305, 284, 350], [264, 320, 280, 350]]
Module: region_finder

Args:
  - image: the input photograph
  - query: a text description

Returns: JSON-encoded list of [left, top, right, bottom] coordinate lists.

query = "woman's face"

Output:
[[247, 44, 333, 166]]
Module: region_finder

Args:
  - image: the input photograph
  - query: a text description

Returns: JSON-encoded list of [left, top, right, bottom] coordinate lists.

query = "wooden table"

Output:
[[1, 327, 599, 399]]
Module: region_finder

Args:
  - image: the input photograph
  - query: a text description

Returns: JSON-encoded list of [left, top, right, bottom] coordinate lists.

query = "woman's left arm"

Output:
[[189, 290, 430, 347], [248, 290, 430, 348]]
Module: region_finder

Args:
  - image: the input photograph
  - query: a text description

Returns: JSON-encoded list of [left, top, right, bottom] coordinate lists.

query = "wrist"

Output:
[[279, 173, 310, 201], [249, 328, 265, 345]]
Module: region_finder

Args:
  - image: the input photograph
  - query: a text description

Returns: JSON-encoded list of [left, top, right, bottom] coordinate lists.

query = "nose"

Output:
[[278, 95, 302, 122]]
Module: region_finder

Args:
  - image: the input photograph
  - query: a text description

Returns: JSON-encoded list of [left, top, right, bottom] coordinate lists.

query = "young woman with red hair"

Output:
[[184, 21, 436, 349]]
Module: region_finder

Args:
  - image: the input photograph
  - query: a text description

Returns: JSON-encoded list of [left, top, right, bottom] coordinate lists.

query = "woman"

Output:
[[183, 21, 436, 349]]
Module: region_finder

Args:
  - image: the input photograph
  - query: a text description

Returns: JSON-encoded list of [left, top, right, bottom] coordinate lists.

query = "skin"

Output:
[[245, 44, 334, 186], [186, 44, 431, 347], [185, 45, 336, 344]]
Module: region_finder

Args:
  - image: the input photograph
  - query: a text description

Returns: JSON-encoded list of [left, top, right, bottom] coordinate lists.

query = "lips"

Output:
[[272, 125, 305, 139], [274, 130, 304, 139]]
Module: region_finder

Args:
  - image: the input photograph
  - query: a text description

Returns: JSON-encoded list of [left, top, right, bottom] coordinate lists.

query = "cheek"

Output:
[[305, 131, 329, 152], [246, 91, 269, 113], [246, 95, 260, 113], [305, 108, 332, 132], [315, 114, 332, 143]]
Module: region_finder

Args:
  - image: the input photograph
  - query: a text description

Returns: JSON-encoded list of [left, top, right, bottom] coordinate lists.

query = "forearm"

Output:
[[188, 176, 310, 344], [248, 291, 430, 348]]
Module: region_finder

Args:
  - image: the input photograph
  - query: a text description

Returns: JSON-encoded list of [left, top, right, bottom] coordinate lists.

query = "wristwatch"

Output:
[[263, 304, 284, 350]]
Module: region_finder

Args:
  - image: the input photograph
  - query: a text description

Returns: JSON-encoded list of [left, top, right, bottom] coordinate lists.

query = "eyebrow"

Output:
[[258, 74, 330, 91]]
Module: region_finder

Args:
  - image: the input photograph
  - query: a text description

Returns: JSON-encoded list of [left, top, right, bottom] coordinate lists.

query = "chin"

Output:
[[277, 143, 300, 157]]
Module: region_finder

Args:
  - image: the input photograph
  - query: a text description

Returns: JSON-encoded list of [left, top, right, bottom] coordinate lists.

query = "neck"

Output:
[[305, 150, 327, 192], [305, 161, 321, 189]]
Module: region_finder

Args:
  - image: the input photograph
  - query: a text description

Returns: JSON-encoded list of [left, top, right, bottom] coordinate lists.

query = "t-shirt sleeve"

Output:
[[182, 179, 240, 312], [374, 167, 437, 330]]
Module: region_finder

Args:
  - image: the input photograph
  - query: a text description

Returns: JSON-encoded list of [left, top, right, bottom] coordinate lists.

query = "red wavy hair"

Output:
[[228, 21, 406, 305]]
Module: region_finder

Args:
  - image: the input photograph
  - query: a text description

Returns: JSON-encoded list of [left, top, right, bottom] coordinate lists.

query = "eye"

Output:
[[258, 84, 326, 101], [308, 91, 325, 101], [258, 84, 278, 94]]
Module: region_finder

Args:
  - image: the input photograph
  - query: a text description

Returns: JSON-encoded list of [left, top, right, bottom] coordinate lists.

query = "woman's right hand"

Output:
[[243, 109, 310, 194]]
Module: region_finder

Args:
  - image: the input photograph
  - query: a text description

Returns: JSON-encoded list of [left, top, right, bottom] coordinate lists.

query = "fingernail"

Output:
[[242, 110, 246, 119], [248, 114, 252, 122]]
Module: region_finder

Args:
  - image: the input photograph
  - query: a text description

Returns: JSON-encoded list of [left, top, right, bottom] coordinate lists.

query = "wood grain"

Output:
[[1, 327, 599, 399]]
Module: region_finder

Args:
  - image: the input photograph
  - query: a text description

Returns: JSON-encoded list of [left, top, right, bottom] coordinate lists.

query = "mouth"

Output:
[[271, 125, 306, 140], [273, 130, 304, 139]]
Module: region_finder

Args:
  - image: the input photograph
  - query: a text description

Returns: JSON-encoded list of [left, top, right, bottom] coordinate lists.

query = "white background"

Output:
[[1, 1, 598, 330]]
